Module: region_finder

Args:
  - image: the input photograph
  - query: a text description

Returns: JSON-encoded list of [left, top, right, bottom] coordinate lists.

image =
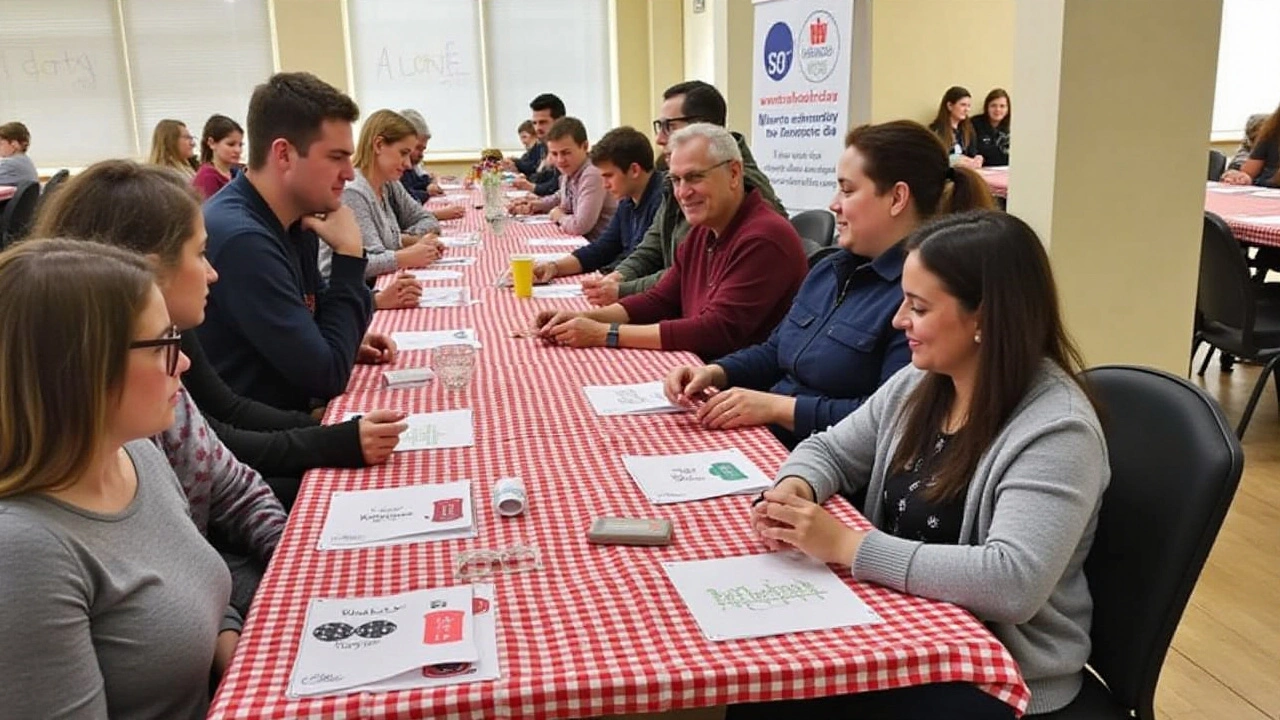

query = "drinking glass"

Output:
[[432, 343, 476, 391]]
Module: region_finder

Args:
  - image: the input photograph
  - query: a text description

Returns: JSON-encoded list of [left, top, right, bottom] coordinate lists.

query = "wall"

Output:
[[681, 0, 752, 136]]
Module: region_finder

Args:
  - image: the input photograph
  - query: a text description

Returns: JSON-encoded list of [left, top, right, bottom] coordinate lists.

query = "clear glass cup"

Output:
[[431, 343, 476, 391]]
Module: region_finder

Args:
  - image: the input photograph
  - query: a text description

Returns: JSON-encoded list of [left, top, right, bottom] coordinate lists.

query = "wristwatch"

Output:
[[606, 323, 621, 348]]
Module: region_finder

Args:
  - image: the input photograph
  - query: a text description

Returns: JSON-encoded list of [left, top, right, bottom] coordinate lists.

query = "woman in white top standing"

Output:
[[0, 121, 39, 186]]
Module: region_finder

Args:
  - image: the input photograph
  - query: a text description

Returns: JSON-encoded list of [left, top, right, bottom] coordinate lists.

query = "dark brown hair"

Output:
[[589, 126, 655, 173], [246, 72, 360, 170], [32, 160, 201, 267], [891, 210, 1090, 503], [929, 86, 975, 151], [1255, 102, 1280, 185], [546, 117, 588, 145], [199, 114, 244, 165], [845, 120, 995, 218], [981, 88, 1011, 132], [518, 119, 535, 135], [0, 122, 31, 152]]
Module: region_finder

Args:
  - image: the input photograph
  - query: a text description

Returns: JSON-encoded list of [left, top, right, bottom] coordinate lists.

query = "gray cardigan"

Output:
[[321, 172, 440, 279], [777, 361, 1108, 715]]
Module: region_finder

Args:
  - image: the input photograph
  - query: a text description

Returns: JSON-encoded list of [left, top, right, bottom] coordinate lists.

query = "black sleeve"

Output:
[[205, 414, 367, 477], [182, 332, 318, 432]]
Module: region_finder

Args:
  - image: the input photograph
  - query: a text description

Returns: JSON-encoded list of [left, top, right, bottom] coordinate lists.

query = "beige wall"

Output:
[[680, 0, 752, 136], [273, 0, 348, 92], [867, 0, 1015, 124]]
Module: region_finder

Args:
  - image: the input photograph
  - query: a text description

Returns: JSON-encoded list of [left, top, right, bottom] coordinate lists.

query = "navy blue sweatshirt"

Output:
[[198, 174, 373, 412], [714, 244, 911, 446], [572, 171, 664, 273]]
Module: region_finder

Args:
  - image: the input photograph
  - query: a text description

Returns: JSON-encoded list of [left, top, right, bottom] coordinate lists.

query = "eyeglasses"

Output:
[[652, 116, 703, 136], [668, 160, 732, 188], [130, 325, 183, 376], [454, 544, 542, 581]]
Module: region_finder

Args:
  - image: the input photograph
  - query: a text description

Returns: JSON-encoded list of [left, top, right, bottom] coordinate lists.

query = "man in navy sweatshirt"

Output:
[[199, 72, 393, 412]]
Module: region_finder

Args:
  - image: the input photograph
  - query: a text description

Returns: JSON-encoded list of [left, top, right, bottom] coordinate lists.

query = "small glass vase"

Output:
[[482, 176, 505, 221]]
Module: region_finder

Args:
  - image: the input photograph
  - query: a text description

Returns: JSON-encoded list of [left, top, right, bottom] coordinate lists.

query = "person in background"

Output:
[[970, 89, 1010, 167], [0, 121, 38, 186], [34, 159, 406, 512], [149, 118, 198, 179], [193, 114, 244, 200], [509, 117, 616, 241], [735, 211, 1108, 719], [665, 121, 995, 449], [1228, 113, 1269, 172], [399, 109, 464, 220], [507, 93, 566, 196], [533, 126, 663, 284], [928, 86, 983, 169], [588, 81, 786, 306], [518, 119, 538, 151], [1222, 102, 1280, 186], [0, 239, 232, 717], [199, 72, 394, 414], [534, 123, 806, 360]]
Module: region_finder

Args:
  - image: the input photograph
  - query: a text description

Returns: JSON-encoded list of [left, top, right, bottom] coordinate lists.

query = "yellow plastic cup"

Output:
[[510, 254, 534, 299]]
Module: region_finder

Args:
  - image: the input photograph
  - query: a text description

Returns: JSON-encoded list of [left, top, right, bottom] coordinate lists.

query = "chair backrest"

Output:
[[0, 180, 41, 250], [33, 168, 71, 218], [1196, 212, 1256, 345], [1208, 149, 1227, 182], [1081, 365, 1243, 719], [789, 209, 836, 248]]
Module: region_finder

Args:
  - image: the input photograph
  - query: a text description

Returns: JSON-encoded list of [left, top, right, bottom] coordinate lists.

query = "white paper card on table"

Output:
[[583, 381, 684, 416], [409, 269, 465, 282], [433, 256, 478, 267], [383, 367, 434, 389], [514, 216, 556, 225], [527, 237, 588, 247], [531, 284, 586, 299], [353, 583, 501, 692], [341, 409, 475, 452], [441, 193, 470, 201], [1234, 215, 1280, 226], [1251, 189, 1280, 199], [392, 329, 481, 350], [440, 235, 481, 248], [287, 585, 477, 697], [621, 448, 771, 504], [317, 481, 474, 550], [1206, 183, 1261, 194], [530, 253, 565, 263], [418, 286, 470, 308], [662, 553, 881, 641], [504, 190, 530, 198]]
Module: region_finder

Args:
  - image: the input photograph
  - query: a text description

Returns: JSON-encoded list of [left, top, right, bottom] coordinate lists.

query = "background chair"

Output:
[[1043, 366, 1243, 720], [789, 209, 836, 248], [34, 168, 70, 217], [0, 180, 41, 250], [1208, 149, 1227, 181], [1191, 211, 1280, 437]]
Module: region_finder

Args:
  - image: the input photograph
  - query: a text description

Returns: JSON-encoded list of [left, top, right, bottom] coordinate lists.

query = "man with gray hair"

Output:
[[398, 108, 441, 202], [533, 123, 806, 360]]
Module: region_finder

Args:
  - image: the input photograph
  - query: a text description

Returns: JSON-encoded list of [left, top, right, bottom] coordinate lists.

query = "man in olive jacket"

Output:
[[583, 81, 786, 305]]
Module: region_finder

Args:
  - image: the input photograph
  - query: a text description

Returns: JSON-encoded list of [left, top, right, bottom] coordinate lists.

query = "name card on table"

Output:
[[662, 552, 882, 641], [440, 234, 482, 248], [418, 287, 471, 308], [392, 329, 482, 350], [583, 381, 684, 416], [409, 269, 465, 282], [287, 585, 478, 697], [433, 257, 478, 267], [341, 409, 476, 452], [318, 481, 476, 550], [528, 237, 589, 248], [621, 448, 772, 504], [531, 285, 586, 300]]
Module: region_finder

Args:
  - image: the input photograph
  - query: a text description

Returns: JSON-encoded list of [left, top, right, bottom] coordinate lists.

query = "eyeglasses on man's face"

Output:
[[652, 116, 703, 137], [668, 159, 732, 188], [130, 325, 183, 376]]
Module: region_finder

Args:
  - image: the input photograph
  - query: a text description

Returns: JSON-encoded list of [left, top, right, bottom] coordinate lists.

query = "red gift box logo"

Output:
[[432, 498, 463, 522], [423, 609, 465, 644]]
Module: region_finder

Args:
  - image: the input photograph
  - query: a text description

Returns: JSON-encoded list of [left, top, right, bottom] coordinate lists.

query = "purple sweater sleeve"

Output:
[[557, 168, 607, 236]]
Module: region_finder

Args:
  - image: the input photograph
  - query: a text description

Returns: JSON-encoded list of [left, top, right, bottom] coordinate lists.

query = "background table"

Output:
[[208, 194, 1030, 719], [0, 185, 15, 202]]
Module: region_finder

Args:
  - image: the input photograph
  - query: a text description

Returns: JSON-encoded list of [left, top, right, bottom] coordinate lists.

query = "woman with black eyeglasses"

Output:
[[0, 239, 232, 717]]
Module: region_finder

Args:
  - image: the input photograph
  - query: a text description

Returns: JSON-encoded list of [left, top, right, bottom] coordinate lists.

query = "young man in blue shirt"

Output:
[[532, 126, 663, 284], [199, 72, 395, 413], [506, 93, 565, 197]]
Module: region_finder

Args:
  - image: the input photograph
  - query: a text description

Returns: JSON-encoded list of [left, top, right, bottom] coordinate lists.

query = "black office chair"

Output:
[[1207, 149, 1227, 182], [1191, 212, 1280, 437], [34, 168, 70, 218], [789, 209, 836, 248], [0, 180, 41, 249], [1040, 366, 1242, 720]]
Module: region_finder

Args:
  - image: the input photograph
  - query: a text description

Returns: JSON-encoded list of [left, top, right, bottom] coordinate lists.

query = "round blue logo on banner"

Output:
[[763, 22, 793, 81]]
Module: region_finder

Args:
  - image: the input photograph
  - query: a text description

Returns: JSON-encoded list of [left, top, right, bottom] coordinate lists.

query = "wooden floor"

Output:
[[1156, 356, 1280, 720]]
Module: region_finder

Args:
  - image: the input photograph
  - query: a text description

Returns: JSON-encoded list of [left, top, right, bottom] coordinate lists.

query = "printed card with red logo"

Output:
[[317, 481, 475, 551]]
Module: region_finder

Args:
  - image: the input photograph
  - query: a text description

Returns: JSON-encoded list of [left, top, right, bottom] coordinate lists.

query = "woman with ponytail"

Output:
[[665, 120, 995, 448]]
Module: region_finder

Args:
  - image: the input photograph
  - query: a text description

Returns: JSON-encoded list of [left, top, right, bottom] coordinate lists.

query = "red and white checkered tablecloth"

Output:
[[0, 185, 16, 202], [208, 192, 1030, 719], [980, 168, 1280, 248]]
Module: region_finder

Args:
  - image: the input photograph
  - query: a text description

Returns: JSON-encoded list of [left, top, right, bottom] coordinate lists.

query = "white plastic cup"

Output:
[[493, 477, 527, 517]]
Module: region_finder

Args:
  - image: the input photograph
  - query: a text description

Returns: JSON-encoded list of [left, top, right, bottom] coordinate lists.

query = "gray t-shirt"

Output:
[[0, 440, 232, 719], [0, 152, 38, 186], [1249, 139, 1279, 186]]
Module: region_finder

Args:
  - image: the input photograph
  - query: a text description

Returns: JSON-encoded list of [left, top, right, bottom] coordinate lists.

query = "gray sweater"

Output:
[[778, 361, 1109, 715], [321, 172, 440, 279], [0, 151, 38, 186], [0, 440, 232, 719]]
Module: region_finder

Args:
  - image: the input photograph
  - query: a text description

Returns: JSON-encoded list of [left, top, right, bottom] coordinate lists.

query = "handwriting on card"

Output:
[[706, 579, 830, 612]]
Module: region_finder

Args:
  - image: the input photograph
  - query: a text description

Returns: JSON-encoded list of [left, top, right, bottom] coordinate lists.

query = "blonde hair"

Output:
[[148, 119, 194, 177], [353, 109, 418, 173], [0, 239, 155, 499]]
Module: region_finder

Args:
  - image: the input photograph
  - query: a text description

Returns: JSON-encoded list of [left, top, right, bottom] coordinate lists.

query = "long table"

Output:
[[977, 167, 1280, 247], [208, 193, 1030, 719]]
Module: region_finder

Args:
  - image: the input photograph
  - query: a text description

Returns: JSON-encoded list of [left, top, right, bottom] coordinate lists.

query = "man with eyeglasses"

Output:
[[581, 80, 786, 307], [534, 123, 806, 361]]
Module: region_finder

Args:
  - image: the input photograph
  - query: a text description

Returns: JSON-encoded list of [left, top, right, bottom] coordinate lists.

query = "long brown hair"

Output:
[[929, 86, 975, 151], [148, 119, 194, 175], [33, 160, 201, 267], [353, 109, 418, 174], [199, 114, 244, 165], [846, 120, 996, 218], [0, 239, 155, 498], [981, 88, 1011, 132], [890, 211, 1090, 503]]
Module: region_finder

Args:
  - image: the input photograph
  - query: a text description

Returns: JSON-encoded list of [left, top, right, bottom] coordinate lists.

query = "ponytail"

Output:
[[942, 166, 996, 214]]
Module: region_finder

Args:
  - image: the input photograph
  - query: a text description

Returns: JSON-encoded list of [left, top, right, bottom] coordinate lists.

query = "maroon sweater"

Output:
[[618, 189, 806, 359]]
